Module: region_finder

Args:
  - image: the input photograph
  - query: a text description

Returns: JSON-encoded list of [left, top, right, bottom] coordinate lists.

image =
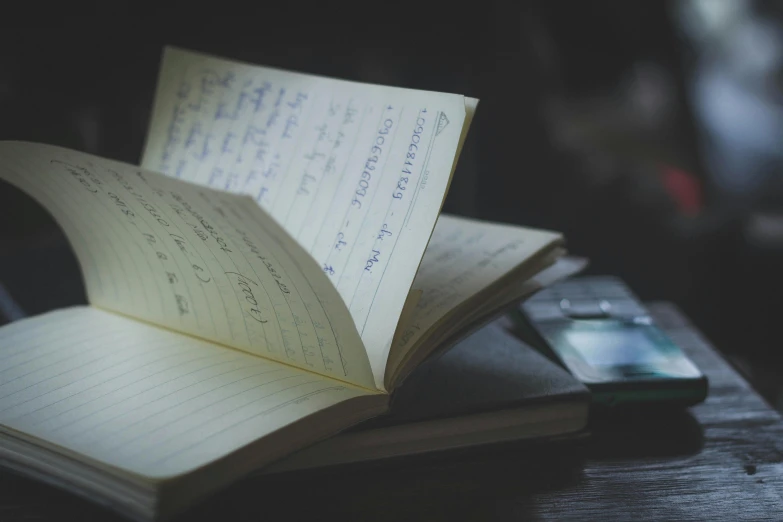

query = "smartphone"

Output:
[[509, 276, 708, 408]]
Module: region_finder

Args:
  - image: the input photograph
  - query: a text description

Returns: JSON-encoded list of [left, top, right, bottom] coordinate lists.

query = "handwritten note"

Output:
[[0, 307, 379, 478], [385, 214, 562, 387], [0, 141, 375, 390], [142, 47, 474, 388]]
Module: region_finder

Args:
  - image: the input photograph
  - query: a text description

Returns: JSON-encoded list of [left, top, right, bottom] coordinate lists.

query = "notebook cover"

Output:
[[353, 320, 589, 429]]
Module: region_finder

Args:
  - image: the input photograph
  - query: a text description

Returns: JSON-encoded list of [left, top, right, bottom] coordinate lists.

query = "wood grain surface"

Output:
[[1, 302, 781, 521]]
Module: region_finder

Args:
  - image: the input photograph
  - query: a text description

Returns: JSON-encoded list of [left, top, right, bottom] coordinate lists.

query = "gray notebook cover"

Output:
[[357, 320, 590, 430]]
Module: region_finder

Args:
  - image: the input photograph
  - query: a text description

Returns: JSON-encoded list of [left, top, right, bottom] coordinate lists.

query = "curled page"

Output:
[[142, 48, 471, 389], [387, 214, 563, 387], [0, 142, 376, 391]]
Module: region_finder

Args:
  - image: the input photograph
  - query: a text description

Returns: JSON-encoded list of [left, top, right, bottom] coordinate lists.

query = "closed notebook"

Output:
[[266, 319, 590, 472]]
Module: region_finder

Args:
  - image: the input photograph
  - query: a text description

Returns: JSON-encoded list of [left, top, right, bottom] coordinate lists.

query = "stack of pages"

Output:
[[0, 48, 578, 521]]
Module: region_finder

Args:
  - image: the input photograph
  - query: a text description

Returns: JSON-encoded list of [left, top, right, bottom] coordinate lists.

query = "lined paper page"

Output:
[[0, 307, 375, 478], [0, 142, 375, 390], [142, 47, 474, 388], [386, 214, 562, 386]]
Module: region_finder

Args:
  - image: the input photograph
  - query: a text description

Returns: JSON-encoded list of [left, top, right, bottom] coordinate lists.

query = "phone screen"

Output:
[[539, 319, 704, 383], [564, 328, 667, 367]]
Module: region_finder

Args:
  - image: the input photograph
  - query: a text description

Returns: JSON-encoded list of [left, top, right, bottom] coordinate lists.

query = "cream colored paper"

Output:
[[0, 307, 373, 478], [141, 47, 470, 389], [0, 142, 375, 390], [387, 214, 562, 385]]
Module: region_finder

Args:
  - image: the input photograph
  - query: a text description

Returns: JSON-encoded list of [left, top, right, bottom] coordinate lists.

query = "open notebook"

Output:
[[0, 48, 564, 521]]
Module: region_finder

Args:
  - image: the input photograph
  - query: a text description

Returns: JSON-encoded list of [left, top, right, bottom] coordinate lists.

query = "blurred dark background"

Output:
[[1, 3, 782, 409]]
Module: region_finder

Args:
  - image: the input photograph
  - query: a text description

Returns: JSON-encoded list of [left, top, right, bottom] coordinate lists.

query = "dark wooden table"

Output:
[[2, 303, 782, 521]]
